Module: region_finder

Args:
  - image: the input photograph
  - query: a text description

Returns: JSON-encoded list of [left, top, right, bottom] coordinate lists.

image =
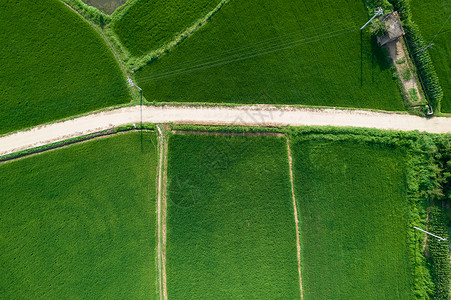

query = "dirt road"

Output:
[[1, 105, 450, 156]]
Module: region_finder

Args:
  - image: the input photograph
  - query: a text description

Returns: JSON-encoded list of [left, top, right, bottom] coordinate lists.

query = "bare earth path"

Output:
[[1, 105, 450, 156], [286, 137, 304, 300]]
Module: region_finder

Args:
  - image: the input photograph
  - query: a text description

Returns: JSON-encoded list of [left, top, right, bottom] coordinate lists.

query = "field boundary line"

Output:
[[156, 125, 168, 300], [286, 136, 304, 299], [156, 125, 164, 300], [162, 127, 168, 300], [130, 0, 230, 72], [61, 2, 129, 76], [172, 130, 284, 137]]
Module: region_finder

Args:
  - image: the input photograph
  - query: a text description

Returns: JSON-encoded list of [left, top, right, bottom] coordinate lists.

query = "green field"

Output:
[[0, 132, 158, 299], [136, 0, 404, 110], [291, 137, 413, 298], [411, 0, 451, 113], [166, 134, 300, 298], [0, 0, 129, 135], [112, 0, 221, 56]]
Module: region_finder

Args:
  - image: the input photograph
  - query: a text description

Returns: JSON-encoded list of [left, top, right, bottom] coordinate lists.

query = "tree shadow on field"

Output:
[[360, 30, 392, 86]]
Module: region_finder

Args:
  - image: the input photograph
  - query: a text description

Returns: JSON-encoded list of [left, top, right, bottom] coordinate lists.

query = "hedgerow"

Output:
[[427, 207, 451, 299], [388, 0, 444, 112]]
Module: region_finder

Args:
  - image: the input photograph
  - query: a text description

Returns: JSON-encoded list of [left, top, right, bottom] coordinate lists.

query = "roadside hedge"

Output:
[[427, 206, 451, 299]]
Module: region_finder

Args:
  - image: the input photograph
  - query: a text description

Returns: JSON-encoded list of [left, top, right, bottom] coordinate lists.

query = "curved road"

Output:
[[1, 105, 450, 156]]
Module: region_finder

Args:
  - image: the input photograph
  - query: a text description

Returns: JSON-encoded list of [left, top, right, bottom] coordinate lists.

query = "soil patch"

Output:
[[81, 0, 126, 15]]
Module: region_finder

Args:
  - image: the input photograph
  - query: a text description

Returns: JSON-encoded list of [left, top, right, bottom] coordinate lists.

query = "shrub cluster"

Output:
[[61, 0, 111, 27], [427, 206, 451, 299], [389, 0, 443, 112]]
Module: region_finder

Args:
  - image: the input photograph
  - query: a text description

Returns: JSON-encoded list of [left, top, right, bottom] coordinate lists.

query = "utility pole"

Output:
[[127, 77, 143, 129], [360, 7, 384, 30], [413, 226, 447, 241]]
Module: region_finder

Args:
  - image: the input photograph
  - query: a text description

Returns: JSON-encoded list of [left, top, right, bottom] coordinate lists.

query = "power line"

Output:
[[137, 26, 358, 85], [147, 14, 364, 74], [430, 14, 451, 43]]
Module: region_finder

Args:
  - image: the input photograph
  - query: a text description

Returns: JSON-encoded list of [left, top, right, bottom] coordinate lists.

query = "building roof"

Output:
[[377, 11, 405, 46]]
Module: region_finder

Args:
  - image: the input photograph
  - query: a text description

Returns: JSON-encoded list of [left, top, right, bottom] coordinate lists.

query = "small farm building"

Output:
[[377, 11, 405, 46]]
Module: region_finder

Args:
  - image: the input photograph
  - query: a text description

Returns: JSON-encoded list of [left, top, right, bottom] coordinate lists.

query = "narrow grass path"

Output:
[[286, 136, 304, 299], [156, 125, 166, 300]]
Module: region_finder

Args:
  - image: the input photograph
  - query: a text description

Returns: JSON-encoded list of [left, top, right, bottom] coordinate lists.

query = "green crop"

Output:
[[136, 0, 404, 111], [291, 138, 414, 299], [0, 132, 158, 299], [0, 0, 129, 135], [166, 134, 300, 299]]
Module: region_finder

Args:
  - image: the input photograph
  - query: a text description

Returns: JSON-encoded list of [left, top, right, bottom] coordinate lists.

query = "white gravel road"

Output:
[[0, 105, 450, 156]]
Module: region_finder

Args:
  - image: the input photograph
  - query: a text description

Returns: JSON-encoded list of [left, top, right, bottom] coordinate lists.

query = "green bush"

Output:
[[370, 19, 389, 35], [402, 67, 412, 80], [409, 88, 419, 102], [427, 207, 451, 299]]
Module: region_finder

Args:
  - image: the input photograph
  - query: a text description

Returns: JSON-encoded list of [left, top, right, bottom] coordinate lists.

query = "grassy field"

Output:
[[135, 0, 404, 110], [291, 137, 413, 298], [411, 0, 451, 113], [0, 0, 129, 135], [166, 134, 300, 299], [112, 0, 221, 56], [0, 132, 158, 299]]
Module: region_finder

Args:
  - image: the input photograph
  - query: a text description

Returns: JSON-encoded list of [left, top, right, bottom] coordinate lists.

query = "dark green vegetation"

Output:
[[427, 207, 451, 299], [291, 136, 414, 298], [112, 0, 221, 56], [166, 134, 300, 299], [410, 0, 451, 113], [389, 0, 444, 113], [0, 0, 129, 135], [136, 0, 404, 110], [424, 135, 451, 299], [0, 132, 158, 299]]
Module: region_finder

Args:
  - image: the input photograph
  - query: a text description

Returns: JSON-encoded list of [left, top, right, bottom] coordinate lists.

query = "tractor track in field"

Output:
[[1, 104, 451, 157], [286, 137, 304, 299]]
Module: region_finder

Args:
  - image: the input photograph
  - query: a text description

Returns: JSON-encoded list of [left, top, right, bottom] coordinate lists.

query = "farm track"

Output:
[[157, 125, 167, 300], [286, 137, 304, 299], [1, 104, 451, 156]]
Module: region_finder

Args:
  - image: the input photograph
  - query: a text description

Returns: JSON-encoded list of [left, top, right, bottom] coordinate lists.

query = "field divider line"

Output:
[[156, 125, 166, 300], [156, 125, 169, 300], [161, 128, 168, 300], [286, 136, 304, 300], [172, 130, 284, 137]]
